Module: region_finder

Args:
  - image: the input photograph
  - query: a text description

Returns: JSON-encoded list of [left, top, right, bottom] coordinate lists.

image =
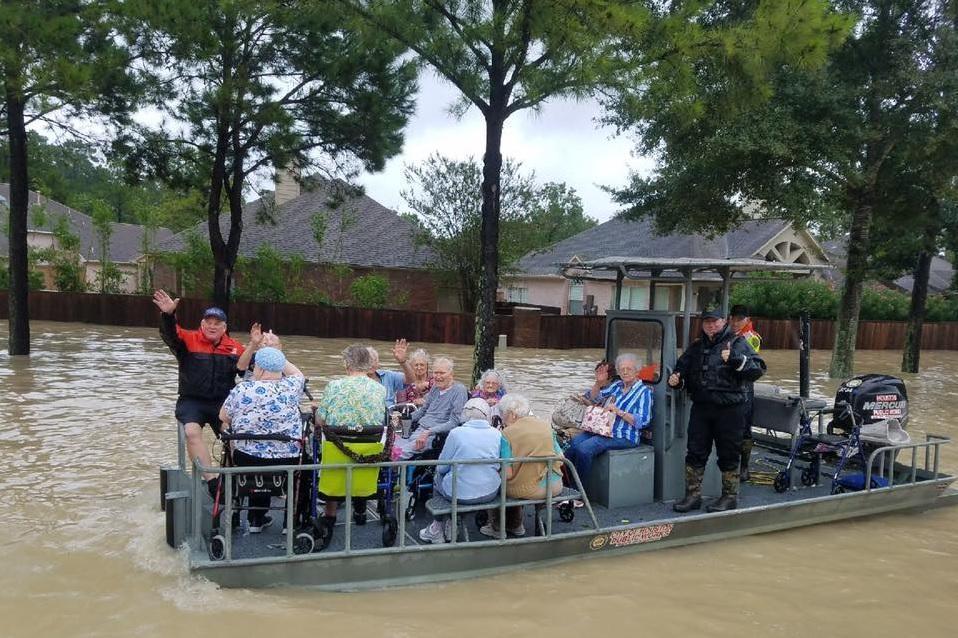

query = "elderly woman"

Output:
[[480, 393, 565, 538], [470, 369, 506, 407], [391, 356, 468, 461], [218, 347, 305, 533], [564, 352, 653, 486], [418, 398, 502, 544], [316, 345, 387, 548], [397, 348, 433, 406]]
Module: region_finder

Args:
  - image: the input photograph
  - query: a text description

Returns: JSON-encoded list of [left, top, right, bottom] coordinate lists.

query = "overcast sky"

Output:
[[357, 71, 653, 224]]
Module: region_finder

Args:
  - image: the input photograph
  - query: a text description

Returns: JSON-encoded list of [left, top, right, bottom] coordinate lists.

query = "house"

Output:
[[152, 175, 453, 311], [0, 184, 173, 293], [505, 217, 829, 315], [822, 239, 955, 295]]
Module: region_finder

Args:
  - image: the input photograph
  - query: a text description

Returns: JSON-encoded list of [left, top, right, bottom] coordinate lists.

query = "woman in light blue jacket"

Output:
[[419, 398, 502, 543]]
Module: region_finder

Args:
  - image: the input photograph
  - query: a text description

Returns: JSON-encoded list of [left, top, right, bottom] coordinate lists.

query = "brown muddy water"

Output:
[[1, 321, 956, 638]]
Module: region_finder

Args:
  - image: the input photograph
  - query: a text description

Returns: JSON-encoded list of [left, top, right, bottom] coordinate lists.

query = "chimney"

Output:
[[274, 165, 301, 206]]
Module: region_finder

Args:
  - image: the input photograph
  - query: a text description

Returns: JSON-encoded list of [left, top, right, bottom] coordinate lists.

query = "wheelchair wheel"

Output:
[[382, 517, 398, 547], [293, 531, 315, 555], [773, 470, 790, 493], [559, 501, 575, 523], [801, 467, 817, 487], [831, 484, 845, 495], [475, 510, 489, 530], [208, 534, 226, 561]]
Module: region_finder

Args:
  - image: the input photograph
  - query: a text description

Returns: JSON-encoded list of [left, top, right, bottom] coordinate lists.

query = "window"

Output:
[[568, 283, 584, 315], [507, 286, 529, 303], [607, 318, 664, 384], [621, 285, 648, 310]]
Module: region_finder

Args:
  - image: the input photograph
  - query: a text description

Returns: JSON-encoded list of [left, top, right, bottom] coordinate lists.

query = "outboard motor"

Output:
[[831, 374, 909, 443]]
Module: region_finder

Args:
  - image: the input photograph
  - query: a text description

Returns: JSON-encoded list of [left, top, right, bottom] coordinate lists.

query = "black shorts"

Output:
[[175, 397, 224, 433]]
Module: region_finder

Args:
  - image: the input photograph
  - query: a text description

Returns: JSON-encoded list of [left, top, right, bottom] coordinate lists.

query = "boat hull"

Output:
[[189, 476, 956, 590]]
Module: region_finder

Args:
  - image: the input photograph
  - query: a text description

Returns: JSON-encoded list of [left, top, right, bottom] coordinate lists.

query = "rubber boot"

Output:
[[707, 471, 740, 512], [673, 465, 704, 513], [317, 515, 337, 551], [739, 438, 754, 483]]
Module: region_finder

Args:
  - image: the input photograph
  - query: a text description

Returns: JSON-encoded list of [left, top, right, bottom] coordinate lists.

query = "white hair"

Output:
[[479, 368, 504, 386], [498, 393, 531, 419], [408, 348, 430, 365], [432, 356, 454, 371], [615, 352, 639, 369], [366, 346, 380, 364]]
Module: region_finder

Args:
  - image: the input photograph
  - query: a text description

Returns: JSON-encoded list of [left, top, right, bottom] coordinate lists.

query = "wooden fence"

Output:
[[1, 291, 957, 350]]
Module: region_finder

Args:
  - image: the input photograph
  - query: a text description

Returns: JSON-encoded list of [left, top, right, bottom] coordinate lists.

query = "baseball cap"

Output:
[[730, 304, 750, 318], [203, 307, 227, 321], [701, 309, 723, 320]]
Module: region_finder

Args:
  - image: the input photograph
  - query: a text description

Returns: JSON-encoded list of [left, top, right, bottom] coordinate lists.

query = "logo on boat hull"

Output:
[[589, 523, 674, 550]]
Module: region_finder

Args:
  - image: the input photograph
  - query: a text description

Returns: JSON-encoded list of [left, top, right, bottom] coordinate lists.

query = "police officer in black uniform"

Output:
[[668, 309, 766, 512]]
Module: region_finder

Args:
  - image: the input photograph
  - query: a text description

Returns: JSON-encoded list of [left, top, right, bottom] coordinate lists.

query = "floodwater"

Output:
[[1, 321, 957, 638]]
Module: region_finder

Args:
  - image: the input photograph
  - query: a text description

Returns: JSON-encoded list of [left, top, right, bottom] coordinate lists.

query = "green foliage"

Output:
[[156, 231, 214, 298], [350, 274, 390, 308], [27, 216, 88, 293], [233, 245, 332, 305], [731, 278, 958, 322], [402, 153, 594, 312], [95, 262, 125, 295], [0, 258, 43, 291], [126, 0, 417, 306]]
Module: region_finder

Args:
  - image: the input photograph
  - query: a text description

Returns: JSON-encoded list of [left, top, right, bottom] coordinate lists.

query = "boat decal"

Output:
[[590, 523, 674, 551]]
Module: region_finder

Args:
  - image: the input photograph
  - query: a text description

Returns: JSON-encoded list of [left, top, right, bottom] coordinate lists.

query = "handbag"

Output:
[[580, 399, 616, 438], [551, 395, 588, 430]]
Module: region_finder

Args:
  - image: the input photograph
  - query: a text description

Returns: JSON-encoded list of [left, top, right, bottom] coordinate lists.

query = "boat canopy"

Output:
[[559, 256, 829, 347]]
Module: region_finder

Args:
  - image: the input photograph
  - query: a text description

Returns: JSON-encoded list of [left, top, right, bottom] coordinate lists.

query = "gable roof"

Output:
[[0, 184, 174, 263], [516, 216, 796, 276], [155, 177, 435, 269], [822, 238, 955, 294]]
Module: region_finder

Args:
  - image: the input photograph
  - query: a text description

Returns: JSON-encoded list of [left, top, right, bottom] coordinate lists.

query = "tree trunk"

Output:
[[901, 228, 935, 373], [207, 110, 231, 311], [5, 74, 31, 355], [472, 111, 504, 384], [829, 195, 874, 379]]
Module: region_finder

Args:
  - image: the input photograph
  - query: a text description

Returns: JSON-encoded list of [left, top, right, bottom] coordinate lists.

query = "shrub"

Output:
[[350, 274, 390, 308]]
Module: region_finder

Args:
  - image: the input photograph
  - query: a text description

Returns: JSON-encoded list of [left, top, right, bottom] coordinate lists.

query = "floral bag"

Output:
[[579, 400, 615, 438]]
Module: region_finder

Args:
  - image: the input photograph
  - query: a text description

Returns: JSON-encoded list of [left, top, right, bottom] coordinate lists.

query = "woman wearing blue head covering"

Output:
[[219, 346, 305, 532]]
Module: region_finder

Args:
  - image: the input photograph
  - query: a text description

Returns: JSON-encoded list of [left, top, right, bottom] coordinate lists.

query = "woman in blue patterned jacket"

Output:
[[219, 347, 305, 533]]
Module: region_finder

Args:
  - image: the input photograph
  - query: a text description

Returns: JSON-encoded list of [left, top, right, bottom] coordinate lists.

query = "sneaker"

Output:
[[479, 523, 500, 538], [248, 515, 273, 533], [418, 520, 448, 544], [508, 524, 525, 537]]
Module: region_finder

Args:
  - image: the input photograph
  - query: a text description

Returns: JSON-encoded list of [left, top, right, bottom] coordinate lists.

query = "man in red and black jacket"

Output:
[[154, 289, 245, 480]]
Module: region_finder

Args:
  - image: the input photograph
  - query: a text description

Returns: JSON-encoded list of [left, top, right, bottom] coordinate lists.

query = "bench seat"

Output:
[[425, 486, 582, 517]]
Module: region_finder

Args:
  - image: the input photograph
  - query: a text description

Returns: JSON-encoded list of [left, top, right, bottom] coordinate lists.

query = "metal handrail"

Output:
[[193, 453, 599, 562], [864, 434, 951, 491]]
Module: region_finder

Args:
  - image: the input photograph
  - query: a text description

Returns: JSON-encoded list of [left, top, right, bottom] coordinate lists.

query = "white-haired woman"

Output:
[[470, 368, 506, 407], [480, 393, 565, 538], [397, 348, 433, 406], [419, 398, 502, 544], [565, 352, 654, 485]]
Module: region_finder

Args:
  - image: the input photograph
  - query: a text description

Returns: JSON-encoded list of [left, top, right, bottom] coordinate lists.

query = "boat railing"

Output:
[[191, 453, 598, 563], [864, 433, 951, 491]]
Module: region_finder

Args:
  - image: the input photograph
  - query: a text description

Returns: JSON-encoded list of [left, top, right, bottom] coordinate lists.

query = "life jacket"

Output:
[[685, 325, 750, 405], [736, 320, 762, 353]]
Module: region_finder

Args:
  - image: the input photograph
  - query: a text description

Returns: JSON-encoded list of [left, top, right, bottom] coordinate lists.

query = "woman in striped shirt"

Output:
[[564, 353, 654, 485]]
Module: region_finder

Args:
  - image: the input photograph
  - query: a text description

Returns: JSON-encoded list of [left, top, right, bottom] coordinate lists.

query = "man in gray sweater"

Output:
[[391, 356, 468, 460]]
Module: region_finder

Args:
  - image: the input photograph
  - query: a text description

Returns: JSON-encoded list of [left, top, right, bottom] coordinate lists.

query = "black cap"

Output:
[[730, 304, 750, 318], [701, 309, 723, 320]]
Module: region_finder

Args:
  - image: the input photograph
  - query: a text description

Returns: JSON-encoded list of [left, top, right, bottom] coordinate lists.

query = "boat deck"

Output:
[[222, 451, 840, 560]]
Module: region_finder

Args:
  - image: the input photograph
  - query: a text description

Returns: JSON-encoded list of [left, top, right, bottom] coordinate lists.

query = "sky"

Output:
[[357, 71, 654, 224]]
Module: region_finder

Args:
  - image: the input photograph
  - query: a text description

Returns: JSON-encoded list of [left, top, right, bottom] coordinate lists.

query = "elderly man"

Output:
[[367, 339, 415, 407], [391, 356, 468, 461], [154, 289, 245, 483], [668, 309, 766, 513]]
